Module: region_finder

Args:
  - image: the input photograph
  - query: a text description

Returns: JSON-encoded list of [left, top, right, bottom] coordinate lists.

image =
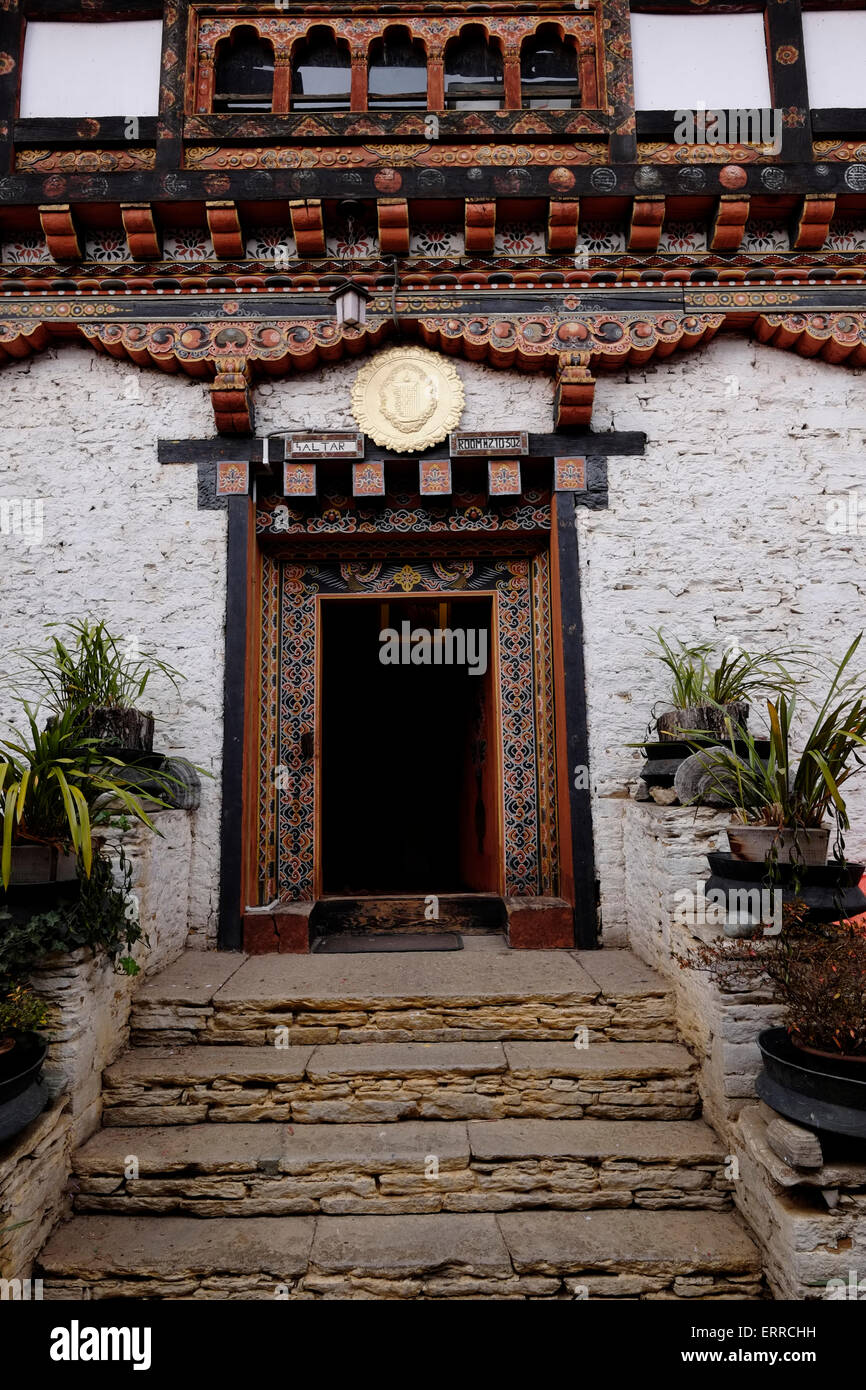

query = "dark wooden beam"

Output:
[[21, 1, 160, 14], [155, 0, 188, 172], [14, 117, 158, 145], [0, 159, 857, 207], [218, 494, 253, 950], [160, 432, 645, 467], [811, 108, 866, 136], [0, 3, 24, 177], [553, 489, 598, 949], [765, 0, 812, 163]]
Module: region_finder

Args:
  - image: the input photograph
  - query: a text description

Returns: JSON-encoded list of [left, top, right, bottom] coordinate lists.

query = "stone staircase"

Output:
[[37, 940, 765, 1299]]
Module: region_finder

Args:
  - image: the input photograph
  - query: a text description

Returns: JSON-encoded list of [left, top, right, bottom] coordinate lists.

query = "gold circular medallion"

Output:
[[350, 346, 465, 452]]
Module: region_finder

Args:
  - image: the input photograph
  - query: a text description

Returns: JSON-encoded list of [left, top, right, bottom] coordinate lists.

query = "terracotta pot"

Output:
[[726, 825, 830, 866], [7, 843, 78, 886]]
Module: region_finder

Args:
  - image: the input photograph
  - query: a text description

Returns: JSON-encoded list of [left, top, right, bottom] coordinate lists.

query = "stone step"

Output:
[[38, 1210, 763, 1299], [72, 1117, 731, 1216], [130, 947, 676, 1046], [101, 1040, 699, 1126]]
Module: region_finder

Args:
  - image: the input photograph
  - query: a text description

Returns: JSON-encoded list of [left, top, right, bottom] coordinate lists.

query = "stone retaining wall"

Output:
[[623, 799, 785, 1136], [0, 811, 195, 1281]]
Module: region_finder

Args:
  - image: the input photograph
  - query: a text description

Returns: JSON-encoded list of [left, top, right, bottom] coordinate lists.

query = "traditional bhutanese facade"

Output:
[[1, 0, 865, 953]]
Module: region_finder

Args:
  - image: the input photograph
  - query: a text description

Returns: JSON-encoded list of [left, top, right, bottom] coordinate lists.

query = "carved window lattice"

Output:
[[213, 25, 274, 112], [368, 27, 428, 111], [194, 13, 601, 115], [291, 27, 352, 112], [444, 25, 504, 111], [520, 25, 580, 110]]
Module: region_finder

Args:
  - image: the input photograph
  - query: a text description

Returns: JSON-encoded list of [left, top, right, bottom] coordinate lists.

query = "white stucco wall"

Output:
[[0, 337, 864, 948], [585, 335, 866, 938], [0, 346, 224, 945]]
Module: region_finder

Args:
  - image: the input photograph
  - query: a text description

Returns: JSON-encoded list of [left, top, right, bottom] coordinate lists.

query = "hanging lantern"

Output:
[[329, 279, 371, 328]]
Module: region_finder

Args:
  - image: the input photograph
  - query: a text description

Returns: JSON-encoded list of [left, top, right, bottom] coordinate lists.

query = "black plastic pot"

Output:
[[640, 738, 770, 791], [0, 1032, 48, 1144], [706, 852, 866, 923], [114, 755, 202, 810], [757, 1027, 866, 1139]]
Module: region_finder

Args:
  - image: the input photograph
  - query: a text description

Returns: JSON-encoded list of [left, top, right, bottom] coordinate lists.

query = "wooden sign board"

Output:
[[288, 432, 364, 459], [449, 431, 529, 457]]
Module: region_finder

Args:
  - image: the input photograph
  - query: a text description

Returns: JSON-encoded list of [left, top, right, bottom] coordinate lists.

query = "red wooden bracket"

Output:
[[465, 198, 496, 254], [548, 199, 579, 254], [39, 204, 81, 261], [710, 196, 751, 252], [627, 197, 665, 253], [555, 351, 595, 429], [378, 198, 410, 256], [210, 356, 254, 435], [206, 201, 245, 260], [120, 203, 161, 260], [289, 199, 326, 257], [792, 195, 836, 251]]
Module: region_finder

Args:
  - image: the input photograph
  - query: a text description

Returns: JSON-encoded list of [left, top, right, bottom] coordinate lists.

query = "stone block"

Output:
[[243, 903, 312, 954], [505, 898, 574, 950]]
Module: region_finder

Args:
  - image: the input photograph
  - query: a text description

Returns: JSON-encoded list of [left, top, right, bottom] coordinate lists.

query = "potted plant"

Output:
[[13, 619, 181, 759], [0, 703, 159, 891], [0, 984, 50, 1143], [757, 906, 866, 1137], [639, 633, 788, 792], [679, 908, 866, 1138], [699, 634, 866, 868]]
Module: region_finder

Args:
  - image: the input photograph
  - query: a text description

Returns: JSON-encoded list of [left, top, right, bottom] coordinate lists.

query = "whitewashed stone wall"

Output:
[[585, 336, 866, 940], [1, 337, 864, 945], [0, 346, 223, 945]]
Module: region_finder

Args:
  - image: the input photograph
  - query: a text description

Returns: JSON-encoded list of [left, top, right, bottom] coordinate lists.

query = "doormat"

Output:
[[314, 933, 463, 954]]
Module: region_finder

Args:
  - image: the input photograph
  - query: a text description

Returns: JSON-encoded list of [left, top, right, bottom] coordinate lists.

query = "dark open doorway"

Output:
[[320, 594, 500, 895]]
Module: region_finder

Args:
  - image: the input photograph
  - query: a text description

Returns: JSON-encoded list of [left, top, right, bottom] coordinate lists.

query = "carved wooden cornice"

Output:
[[1, 307, 863, 431]]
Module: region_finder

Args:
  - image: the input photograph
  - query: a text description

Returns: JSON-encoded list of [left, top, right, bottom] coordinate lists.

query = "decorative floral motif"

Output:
[[775, 44, 799, 65], [409, 224, 465, 257], [162, 228, 214, 262], [84, 229, 129, 263], [2, 236, 51, 264], [742, 220, 790, 253], [325, 216, 376, 260], [494, 222, 545, 255], [825, 220, 866, 252], [244, 227, 296, 261], [578, 222, 626, 254], [659, 221, 708, 253], [16, 148, 155, 174]]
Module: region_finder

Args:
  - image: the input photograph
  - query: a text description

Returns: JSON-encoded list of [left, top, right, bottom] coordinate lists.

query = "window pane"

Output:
[[630, 13, 771, 110], [292, 30, 351, 110], [803, 11, 866, 109], [20, 20, 162, 117], [369, 30, 427, 109], [445, 29, 503, 111], [521, 25, 580, 109], [214, 28, 274, 112]]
